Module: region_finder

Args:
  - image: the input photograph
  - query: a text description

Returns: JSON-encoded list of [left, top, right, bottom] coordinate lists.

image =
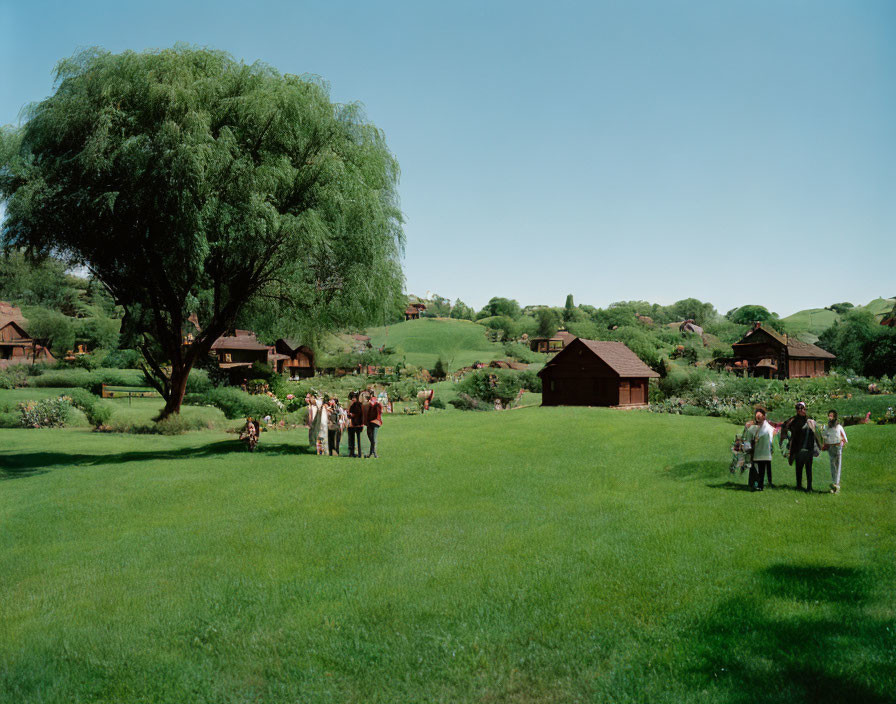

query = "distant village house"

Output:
[[404, 302, 426, 321], [529, 329, 576, 354], [0, 302, 56, 368]]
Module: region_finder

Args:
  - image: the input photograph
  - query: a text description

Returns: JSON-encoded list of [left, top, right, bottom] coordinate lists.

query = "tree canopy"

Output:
[[1, 46, 404, 417]]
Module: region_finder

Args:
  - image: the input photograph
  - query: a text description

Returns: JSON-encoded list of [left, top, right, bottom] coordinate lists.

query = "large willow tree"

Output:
[[0, 47, 404, 418]]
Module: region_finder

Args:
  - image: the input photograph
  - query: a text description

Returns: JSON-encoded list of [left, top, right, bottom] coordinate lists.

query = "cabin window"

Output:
[[550, 380, 556, 392], [223, 353, 232, 363]]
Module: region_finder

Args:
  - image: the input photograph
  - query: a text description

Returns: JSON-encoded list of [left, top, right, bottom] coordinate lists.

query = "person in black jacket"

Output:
[[779, 401, 823, 492], [346, 391, 365, 458]]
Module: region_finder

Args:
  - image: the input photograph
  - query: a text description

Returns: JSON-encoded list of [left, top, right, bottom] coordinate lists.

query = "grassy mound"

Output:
[[366, 317, 506, 370], [1, 410, 894, 702]]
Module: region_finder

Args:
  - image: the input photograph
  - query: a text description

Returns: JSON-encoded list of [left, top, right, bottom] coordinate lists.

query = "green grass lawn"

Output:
[[1, 409, 894, 703], [366, 318, 507, 371]]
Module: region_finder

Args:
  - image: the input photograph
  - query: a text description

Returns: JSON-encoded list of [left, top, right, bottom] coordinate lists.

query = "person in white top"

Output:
[[821, 409, 848, 494]]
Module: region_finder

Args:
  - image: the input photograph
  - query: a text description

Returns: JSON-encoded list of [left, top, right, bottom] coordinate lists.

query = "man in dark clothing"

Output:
[[347, 391, 365, 458], [780, 401, 822, 492], [365, 394, 383, 458]]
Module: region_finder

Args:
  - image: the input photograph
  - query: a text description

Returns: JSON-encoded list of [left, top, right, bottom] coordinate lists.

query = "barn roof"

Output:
[[733, 323, 787, 347], [786, 339, 836, 359], [0, 302, 29, 336], [578, 339, 661, 377], [540, 338, 660, 378]]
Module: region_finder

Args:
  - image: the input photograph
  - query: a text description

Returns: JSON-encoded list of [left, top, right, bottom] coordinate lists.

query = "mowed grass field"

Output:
[[1, 409, 895, 703], [366, 318, 507, 370]]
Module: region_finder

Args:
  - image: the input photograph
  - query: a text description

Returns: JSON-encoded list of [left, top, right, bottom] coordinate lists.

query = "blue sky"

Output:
[[2, 0, 893, 316]]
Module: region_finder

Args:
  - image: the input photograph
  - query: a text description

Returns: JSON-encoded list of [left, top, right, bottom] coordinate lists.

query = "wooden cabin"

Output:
[[529, 329, 576, 354], [210, 330, 279, 379], [538, 338, 659, 407], [0, 302, 55, 367], [730, 323, 835, 379], [404, 302, 427, 321], [275, 339, 315, 379]]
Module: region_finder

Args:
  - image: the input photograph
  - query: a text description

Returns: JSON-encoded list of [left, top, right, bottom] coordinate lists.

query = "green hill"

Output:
[[784, 298, 896, 336], [782, 308, 840, 336], [366, 317, 506, 371]]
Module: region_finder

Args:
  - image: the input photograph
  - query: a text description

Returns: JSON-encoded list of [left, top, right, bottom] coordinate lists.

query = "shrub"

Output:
[[389, 378, 426, 402], [18, 396, 73, 428], [503, 342, 540, 364], [0, 411, 21, 428], [455, 369, 535, 406], [429, 396, 446, 409], [102, 348, 143, 368], [0, 365, 28, 389], [449, 392, 490, 411], [185, 368, 212, 394], [154, 415, 211, 435], [184, 387, 280, 419], [66, 388, 114, 428]]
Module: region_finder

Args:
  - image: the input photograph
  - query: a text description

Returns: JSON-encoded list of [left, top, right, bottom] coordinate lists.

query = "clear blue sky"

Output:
[[2, 0, 893, 316]]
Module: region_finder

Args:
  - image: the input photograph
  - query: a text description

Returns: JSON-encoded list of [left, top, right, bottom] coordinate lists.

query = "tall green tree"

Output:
[[563, 293, 575, 321], [1, 47, 404, 418]]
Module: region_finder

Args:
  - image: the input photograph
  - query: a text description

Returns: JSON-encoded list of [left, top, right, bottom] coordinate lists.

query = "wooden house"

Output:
[[0, 302, 55, 367], [275, 339, 315, 379], [730, 323, 835, 379], [538, 338, 659, 407], [529, 329, 576, 354], [210, 330, 282, 378], [404, 302, 426, 321]]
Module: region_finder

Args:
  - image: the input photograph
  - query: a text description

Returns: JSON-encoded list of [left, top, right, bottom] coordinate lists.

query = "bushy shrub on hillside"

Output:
[[184, 387, 280, 419], [503, 342, 541, 363]]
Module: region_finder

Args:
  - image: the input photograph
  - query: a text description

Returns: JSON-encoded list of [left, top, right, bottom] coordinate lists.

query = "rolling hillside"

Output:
[[783, 297, 896, 336], [366, 318, 507, 371]]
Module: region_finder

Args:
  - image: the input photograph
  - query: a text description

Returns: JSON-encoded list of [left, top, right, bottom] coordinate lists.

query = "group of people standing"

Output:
[[307, 389, 384, 458], [743, 401, 848, 493]]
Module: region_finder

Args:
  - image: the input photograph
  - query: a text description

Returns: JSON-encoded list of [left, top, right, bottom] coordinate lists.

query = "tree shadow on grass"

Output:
[[706, 480, 753, 491], [0, 439, 310, 477], [664, 460, 727, 481], [685, 563, 896, 703]]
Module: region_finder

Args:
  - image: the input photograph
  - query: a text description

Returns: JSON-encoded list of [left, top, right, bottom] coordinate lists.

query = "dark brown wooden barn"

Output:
[[538, 338, 659, 407], [730, 323, 835, 379]]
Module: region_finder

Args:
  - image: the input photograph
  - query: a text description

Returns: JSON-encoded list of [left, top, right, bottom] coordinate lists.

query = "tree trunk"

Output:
[[156, 363, 191, 421]]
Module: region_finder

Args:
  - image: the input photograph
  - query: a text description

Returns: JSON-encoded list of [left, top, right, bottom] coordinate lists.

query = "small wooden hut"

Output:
[[404, 302, 427, 320], [537, 338, 659, 407], [529, 329, 576, 354]]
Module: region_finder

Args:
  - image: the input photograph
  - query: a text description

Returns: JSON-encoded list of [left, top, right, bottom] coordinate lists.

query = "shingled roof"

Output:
[[210, 333, 271, 351], [578, 339, 661, 378], [786, 338, 836, 359], [540, 338, 660, 378]]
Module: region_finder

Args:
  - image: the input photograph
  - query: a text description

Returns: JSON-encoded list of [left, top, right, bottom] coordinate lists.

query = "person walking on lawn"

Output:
[[822, 409, 848, 494], [780, 401, 823, 492], [744, 406, 774, 491], [365, 392, 383, 458], [347, 391, 365, 458]]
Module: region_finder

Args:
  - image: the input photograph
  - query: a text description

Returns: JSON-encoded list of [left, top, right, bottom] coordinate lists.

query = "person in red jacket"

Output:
[[346, 391, 365, 458], [365, 393, 383, 458]]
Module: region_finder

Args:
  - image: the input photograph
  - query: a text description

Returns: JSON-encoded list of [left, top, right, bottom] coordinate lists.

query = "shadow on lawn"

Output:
[[0, 439, 310, 476], [687, 563, 896, 703]]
